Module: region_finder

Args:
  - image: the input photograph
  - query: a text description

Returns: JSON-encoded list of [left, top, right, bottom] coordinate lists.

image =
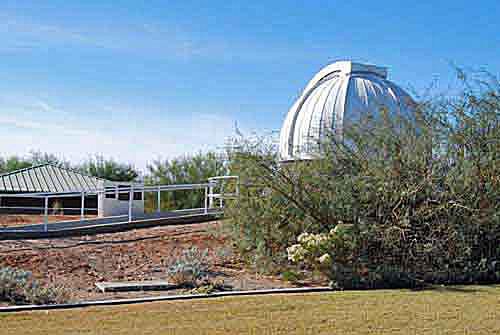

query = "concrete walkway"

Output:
[[0, 287, 332, 313]]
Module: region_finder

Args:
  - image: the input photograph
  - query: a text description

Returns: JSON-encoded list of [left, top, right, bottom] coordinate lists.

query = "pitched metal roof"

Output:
[[0, 164, 116, 193]]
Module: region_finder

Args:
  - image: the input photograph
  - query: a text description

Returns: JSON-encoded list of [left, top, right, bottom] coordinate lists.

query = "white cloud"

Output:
[[0, 99, 236, 172], [0, 15, 90, 50], [0, 12, 320, 62], [0, 114, 98, 137], [35, 100, 70, 117], [0, 13, 206, 59]]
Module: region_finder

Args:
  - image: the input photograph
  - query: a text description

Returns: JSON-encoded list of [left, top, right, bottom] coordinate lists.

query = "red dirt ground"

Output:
[[0, 214, 96, 227], [0, 216, 314, 304]]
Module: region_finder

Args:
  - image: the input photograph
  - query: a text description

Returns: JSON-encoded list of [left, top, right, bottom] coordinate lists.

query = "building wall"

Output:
[[97, 192, 144, 217]]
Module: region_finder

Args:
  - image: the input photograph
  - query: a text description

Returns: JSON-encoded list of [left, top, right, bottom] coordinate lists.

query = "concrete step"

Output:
[[95, 280, 178, 293]]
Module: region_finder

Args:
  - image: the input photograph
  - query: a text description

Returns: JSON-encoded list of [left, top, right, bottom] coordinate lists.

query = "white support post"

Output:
[[43, 196, 48, 232], [209, 184, 214, 209], [219, 182, 224, 208], [204, 186, 208, 214], [80, 192, 85, 221], [128, 186, 133, 223], [157, 186, 161, 214]]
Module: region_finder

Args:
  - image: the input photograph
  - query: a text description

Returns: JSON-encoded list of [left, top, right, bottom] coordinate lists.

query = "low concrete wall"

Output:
[[0, 287, 332, 313], [99, 198, 144, 217]]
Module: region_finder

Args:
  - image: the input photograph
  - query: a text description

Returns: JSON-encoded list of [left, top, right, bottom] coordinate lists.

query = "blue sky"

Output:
[[0, 1, 498, 170]]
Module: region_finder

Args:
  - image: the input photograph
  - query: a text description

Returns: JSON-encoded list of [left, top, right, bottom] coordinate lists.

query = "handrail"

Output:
[[2, 182, 215, 198], [0, 206, 97, 211], [0, 176, 239, 231]]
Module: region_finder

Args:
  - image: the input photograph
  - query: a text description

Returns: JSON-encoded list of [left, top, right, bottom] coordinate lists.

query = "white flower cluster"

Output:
[[329, 222, 345, 236], [287, 231, 335, 264], [297, 232, 328, 248], [318, 253, 332, 264], [287, 225, 349, 267], [287, 243, 307, 262]]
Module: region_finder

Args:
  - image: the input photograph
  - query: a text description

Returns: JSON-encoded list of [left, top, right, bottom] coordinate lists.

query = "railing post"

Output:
[[220, 182, 224, 208], [209, 183, 214, 209], [157, 186, 161, 214], [80, 191, 85, 221], [44, 196, 48, 232], [235, 176, 240, 197], [204, 186, 208, 214], [128, 186, 133, 223]]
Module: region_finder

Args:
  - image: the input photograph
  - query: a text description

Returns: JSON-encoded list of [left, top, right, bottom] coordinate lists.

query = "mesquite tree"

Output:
[[226, 71, 499, 286]]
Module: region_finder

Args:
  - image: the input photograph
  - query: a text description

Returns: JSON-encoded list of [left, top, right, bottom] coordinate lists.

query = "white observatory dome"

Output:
[[279, 61, 415, 161]]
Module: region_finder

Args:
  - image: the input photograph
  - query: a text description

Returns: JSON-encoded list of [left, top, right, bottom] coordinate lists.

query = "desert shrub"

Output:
[[214, 247, 235, 266], [226, 71, 500, 288], [166, 247, 210, 287], [0, 267, 31, 303], [0, 267, 70, 305], [23, 282, 71, 305], [281, 270, 304, 284], [190, 278, 230, 294]]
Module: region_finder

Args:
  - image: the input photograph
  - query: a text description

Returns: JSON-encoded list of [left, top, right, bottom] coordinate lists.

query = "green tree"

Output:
[[79, 155, 139, 182], [226, 70, 500, 286], [0, 156, 32, 174], [0, 151, 68, 174], [29, 151, 67, 167], [145, 152, 227, 211]]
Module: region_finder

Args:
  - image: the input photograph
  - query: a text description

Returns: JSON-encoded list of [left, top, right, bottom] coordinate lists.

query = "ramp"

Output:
[[0, 176, 238, 240], [0, 208, 223, 240]]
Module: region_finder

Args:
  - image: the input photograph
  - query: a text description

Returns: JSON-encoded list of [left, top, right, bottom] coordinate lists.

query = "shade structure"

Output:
[[0, 163, 130, 193], [0, 164, 104, 193], [279, 61, 415, 161]]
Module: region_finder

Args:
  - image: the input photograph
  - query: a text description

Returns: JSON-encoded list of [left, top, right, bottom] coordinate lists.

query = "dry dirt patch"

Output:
[[0, 214, 90, 227], [0, 220, 296, 303]]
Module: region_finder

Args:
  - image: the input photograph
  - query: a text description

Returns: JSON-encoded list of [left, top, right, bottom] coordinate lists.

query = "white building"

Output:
[[280, 61, 415, 161]]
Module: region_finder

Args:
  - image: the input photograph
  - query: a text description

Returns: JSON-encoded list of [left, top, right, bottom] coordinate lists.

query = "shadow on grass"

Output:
[[412, 284, 499, 294]]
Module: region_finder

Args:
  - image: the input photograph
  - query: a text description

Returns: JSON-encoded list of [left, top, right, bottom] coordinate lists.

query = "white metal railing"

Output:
[[208, 176, 239, 209], [0, 176, 239, 232]]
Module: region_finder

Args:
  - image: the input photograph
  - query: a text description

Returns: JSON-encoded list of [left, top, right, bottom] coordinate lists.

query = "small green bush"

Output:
[[166, 247, 210, 287], [0, 267, 71, 305], [281, 270, 303, 283], [190, 279, 229, 294], [0, 267, 31, 303]]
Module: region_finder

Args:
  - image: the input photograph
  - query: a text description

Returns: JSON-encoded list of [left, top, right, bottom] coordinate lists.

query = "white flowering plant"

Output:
[[287, 223, 358, 284]]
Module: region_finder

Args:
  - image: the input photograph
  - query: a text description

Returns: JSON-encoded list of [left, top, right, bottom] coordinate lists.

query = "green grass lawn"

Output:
[[1, 286, 499, 334]]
